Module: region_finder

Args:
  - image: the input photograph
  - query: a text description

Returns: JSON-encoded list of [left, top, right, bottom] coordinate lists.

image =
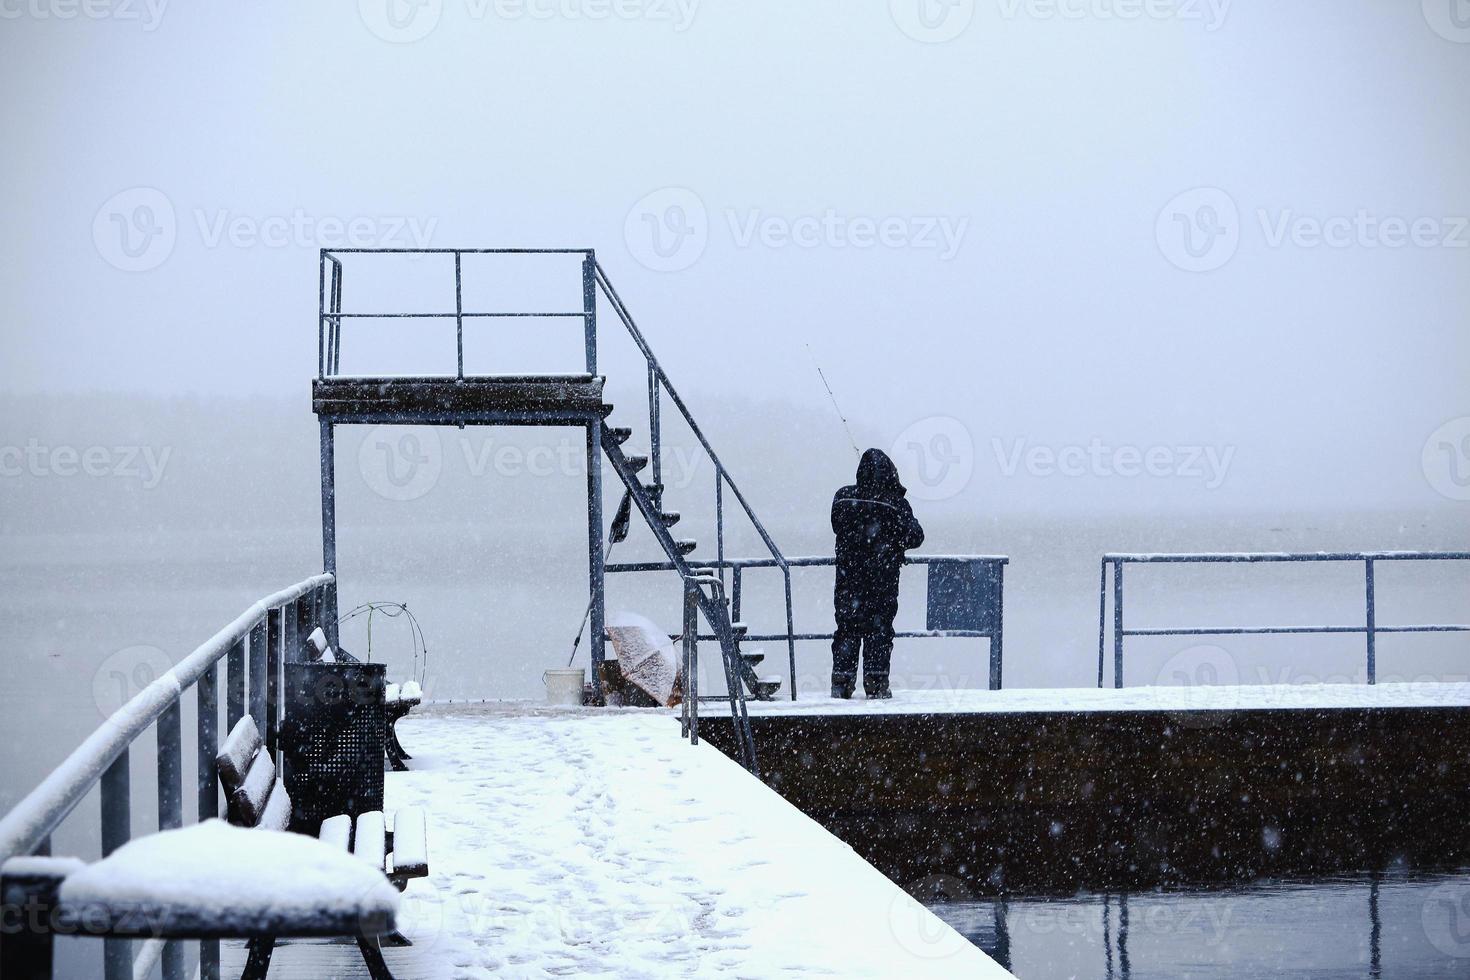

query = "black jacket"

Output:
[[831, 449, 925, 631]]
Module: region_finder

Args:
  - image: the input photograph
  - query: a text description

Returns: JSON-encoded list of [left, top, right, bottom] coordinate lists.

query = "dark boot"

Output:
[[863, 673, 892, 699], [831, 628, 860, 699], [831, 672, 856, 699]]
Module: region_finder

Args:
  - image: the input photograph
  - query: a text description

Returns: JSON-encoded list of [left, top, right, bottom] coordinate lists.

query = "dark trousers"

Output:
[[831, 626, 894, 680]]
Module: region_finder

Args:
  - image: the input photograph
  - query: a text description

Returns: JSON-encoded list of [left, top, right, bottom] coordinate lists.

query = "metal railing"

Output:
[[0, 573, 335, 980], [592, 261, 799, 699], [318, 247, 599, 380], [611, 554, 1009, 695], [680, 574, 758, 774], [1097, 552, 1470, 688]]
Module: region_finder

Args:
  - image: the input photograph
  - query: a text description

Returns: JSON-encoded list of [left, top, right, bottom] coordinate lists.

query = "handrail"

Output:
[[593, 261, 799, 698], [592, 262, 789, 571], [0, 573, 334, 980], [1098, 551, 1470, 689], [0, 573, 333, 866]]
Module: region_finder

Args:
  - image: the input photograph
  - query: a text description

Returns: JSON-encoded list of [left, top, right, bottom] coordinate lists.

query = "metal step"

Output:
[[674, 539, 698, 556], [607, 426, 632, 446], [730, 621, 748, 637], [741, 652, 764, 665], [753, 677, 782, 700], [660, 510, 681, 528], [624, 454, 649, 474]]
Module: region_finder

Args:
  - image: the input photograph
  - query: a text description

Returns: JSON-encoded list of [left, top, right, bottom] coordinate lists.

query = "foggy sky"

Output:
[[3, 2, 1469, 519]]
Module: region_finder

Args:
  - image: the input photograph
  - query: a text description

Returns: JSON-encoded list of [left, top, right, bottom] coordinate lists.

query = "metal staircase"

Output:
[[312, 248, 796, 777], [592, 262, 795, 707]]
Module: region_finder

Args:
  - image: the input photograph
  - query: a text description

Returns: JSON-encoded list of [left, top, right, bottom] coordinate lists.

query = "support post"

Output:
[[196, 667, 220, 980], [989, 561, 1005, 691], [454, 251, 465, 380], [268, 605, 286, 760], [586, 421, 605, 704], [1365, 558, 1377, 685], [257, 610, 279, 749], [319, 419, 339, 648], [227, 636, 246, 734], [157, 700, 184, 980], [249, 618, 269, 734], [101, 750, 130, 980], [1112, 560, 1125, 689], [1097, 559, 1108, 689], [582, 251, 597, 375]]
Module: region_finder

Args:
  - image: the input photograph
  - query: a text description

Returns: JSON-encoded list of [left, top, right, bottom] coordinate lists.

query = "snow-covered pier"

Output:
[[219, 702, 1008, 978]]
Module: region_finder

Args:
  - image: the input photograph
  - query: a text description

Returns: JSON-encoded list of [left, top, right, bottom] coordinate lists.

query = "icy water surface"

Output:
[[929, 871, 1470, 979]]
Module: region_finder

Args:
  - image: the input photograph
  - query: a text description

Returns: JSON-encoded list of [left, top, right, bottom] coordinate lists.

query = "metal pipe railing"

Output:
[[0, 573, 335, 980], [1097, 552, 1470, 688], [610, 554, 1010, 695]]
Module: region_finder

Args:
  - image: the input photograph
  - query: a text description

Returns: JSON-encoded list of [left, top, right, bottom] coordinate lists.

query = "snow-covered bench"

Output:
[[383, 680, 422, 771], [218, 715, 430, 896], [1, 820, 402, 980], [303, 628, 422, 771]]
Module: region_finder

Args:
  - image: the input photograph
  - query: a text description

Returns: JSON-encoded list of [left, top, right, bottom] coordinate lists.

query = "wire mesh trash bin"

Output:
[[280, 661, 386, 830]]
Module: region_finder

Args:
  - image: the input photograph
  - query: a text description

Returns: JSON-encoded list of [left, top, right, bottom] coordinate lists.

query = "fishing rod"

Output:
[[807, 343, 861, 458]]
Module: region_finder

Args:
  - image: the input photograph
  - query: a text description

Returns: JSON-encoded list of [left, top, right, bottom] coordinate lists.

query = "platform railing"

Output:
[[0, 573, 335, 980], [610, 554, 1009, 694], [1097, 552, 1470, 689], [317, 247, 599, 380]]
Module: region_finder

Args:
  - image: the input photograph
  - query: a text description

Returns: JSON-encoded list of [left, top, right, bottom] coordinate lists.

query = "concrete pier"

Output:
[[699, 684, 1470, 894]]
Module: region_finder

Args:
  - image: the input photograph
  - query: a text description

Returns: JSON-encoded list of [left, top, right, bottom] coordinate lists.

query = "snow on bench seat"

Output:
[[353, 811, 386, 873], [55, 820, 400, 939], [319, 813, 352, 851], [388, 807, 428, 879]]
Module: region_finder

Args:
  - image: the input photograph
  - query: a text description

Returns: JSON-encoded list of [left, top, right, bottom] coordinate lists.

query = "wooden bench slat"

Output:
[[353, 811, 387, 873], [258, 779, 292, 833], [217, 716, 262, 793], [388, 807, 428, 879]]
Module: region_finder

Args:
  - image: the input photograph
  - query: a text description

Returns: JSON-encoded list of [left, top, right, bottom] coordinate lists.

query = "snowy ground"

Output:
[[226, 703, 1007, 978], [738, 681, 1470, 717]]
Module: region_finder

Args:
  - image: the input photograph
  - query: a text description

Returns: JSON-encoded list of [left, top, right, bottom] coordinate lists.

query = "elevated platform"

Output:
[[312, 374, 610, 426], [224, 704, 1006, 978]]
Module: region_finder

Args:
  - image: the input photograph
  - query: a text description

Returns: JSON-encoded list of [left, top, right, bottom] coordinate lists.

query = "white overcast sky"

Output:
[[2, 2, 1468, 514]]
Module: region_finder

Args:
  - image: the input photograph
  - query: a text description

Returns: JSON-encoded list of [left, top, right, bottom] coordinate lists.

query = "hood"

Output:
[[856, 448, 905, 497]]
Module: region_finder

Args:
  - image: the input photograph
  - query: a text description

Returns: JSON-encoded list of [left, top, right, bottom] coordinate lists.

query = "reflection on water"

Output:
[[928, 871, 1470, 979]]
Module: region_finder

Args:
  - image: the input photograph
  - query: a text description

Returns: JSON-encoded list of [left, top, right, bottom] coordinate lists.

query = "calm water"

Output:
[[928, 872, 1470, 979]]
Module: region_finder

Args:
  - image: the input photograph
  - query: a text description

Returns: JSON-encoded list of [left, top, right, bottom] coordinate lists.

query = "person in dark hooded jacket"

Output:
[[830, 448, 924, 699]]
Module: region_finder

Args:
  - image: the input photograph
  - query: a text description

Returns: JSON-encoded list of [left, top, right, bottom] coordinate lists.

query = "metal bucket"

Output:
[[543, 667, 585, 706]]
